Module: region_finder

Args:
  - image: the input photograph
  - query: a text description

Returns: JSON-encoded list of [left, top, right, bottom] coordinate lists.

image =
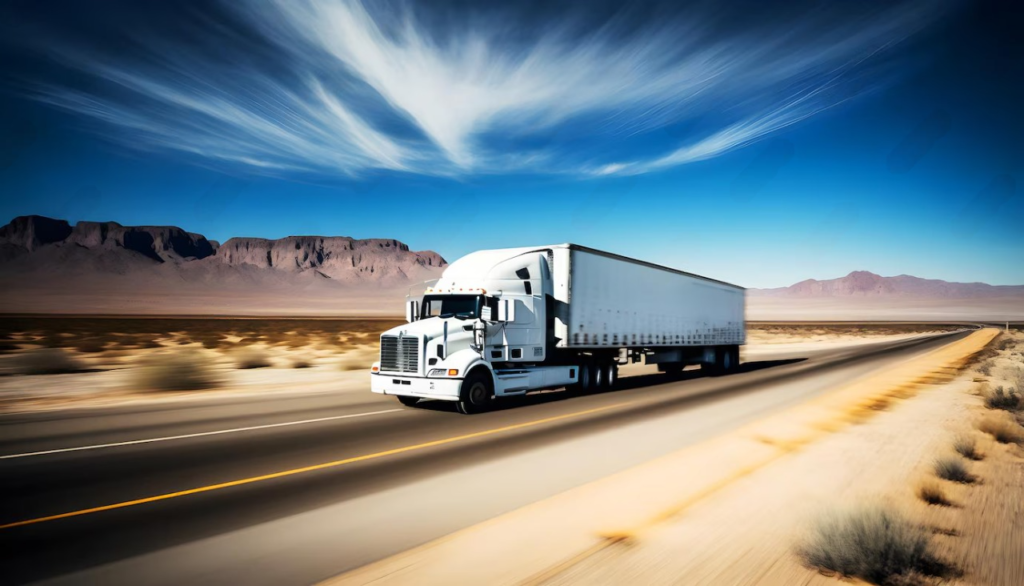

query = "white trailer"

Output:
[[371, 244, 745, 413]]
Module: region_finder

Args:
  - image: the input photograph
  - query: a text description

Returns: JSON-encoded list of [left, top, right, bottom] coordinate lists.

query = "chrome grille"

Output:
[[380, 335, 419, 373]]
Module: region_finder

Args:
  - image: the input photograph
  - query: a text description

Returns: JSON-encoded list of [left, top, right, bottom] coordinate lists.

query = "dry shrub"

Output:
[[933, 457, 974, 484], [798, 507, 952, 585], [12, 348, 88, 375], [133, 349, 218, 392], [291, 359, 312, 369], [985, 386, 1022, 411], [978, 416, 1022, 444], [953, 435, 982, 460], [976, 362, 992, 376], [1011, 367, 1024, 394], [234, 347, 272, 369], [917, 481, 951, 507], [338, 347, 374, 371]]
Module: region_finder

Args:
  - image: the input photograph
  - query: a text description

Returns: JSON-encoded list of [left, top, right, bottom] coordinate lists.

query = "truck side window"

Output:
[[422, 300, 442, 318]]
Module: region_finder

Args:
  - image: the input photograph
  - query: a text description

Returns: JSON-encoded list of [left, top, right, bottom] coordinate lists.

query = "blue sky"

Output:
[[0, 0, 1021, 288]]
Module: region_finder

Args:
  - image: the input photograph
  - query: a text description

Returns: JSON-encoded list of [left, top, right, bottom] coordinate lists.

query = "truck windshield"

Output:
[[421, 294, 480, 320]]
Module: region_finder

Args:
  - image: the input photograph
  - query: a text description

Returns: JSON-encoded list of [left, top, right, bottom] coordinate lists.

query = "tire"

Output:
[[726, 346, 740, 372], [396, 396, 420, 407], [457, 370, 493, 414], [581, 361, 597, 393], [708, 346, 737, 376], [721, 346, 735, 372], [701, 352, 718, 375], [593, 361, 605, 390], [604, 362, 618, 389], [568, 361, 594, 395]]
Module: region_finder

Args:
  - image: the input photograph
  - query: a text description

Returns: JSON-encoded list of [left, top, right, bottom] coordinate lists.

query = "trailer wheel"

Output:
[[709, 346, 738, 376], [726, 346, 740, 372], [396, 396, 420, 407], [457, 370, 493, 414], [721, 349, 733, 372], [593, 361, 605, 390]]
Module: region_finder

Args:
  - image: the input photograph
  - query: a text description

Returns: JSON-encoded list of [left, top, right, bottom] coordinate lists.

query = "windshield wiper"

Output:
[[454, 312, 474, 320]]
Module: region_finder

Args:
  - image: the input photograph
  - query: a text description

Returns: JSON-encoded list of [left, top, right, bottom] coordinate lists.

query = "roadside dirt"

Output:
[[0, 319, 949, 413], [330, 329, 1008, 586], [549, 334, 1023, 585]]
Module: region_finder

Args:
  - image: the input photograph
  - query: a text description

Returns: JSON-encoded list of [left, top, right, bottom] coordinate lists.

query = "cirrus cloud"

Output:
[[18, 0, 946, 178]]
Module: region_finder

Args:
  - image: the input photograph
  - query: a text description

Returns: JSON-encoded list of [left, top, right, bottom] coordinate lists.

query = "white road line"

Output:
[[0, 408, 403, 460]]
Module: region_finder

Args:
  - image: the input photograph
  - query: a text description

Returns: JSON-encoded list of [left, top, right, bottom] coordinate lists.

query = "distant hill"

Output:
[[0, 215, 446, 315], [2, 216, 1020, 319], [751, 270, 1024, 299]]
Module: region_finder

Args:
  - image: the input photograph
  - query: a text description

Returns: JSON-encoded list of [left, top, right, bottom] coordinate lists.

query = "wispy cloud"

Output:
[[20, 0, 943, 178]]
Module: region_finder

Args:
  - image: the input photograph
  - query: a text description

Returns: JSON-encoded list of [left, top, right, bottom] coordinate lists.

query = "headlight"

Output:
[[428, 368, 459, 377]]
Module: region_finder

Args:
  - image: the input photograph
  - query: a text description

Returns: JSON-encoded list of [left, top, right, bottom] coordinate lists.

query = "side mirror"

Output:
[[406, 299, 419, 323], [497, 298, 516, 322]]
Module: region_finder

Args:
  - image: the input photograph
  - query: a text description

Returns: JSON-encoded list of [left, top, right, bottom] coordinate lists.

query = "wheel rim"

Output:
[[469, 382, 488, 405]]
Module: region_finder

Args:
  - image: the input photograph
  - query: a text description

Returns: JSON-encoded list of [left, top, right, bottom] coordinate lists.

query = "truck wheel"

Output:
[[457, 371, 493, 414], [396, 396, 420, 407], [593, 361, 605, 390], [604, 362, 618, 389], [583, 362, 598, 393], [568, 362, 593, 395]]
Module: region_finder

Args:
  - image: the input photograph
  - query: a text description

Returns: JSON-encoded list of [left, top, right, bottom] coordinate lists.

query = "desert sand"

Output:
[[547, 332, 1023, 586], [331, 329, 1023, 586]]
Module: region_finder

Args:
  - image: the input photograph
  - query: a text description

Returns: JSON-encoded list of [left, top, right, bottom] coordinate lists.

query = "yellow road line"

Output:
[[0, 401, 628, 531]]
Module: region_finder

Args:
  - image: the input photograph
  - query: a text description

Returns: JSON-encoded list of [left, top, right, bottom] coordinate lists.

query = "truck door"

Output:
[[488, 254, 547, 362]]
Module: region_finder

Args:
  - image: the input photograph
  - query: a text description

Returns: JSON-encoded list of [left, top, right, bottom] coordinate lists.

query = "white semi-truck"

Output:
[[371, 244, 745, 413]]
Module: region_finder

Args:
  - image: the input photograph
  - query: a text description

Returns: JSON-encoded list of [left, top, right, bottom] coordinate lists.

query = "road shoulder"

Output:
[[328, 328, 1001, 586]]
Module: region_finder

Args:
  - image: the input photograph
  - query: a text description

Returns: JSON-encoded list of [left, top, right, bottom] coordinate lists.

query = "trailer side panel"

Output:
[[561, 248, 744, 349]]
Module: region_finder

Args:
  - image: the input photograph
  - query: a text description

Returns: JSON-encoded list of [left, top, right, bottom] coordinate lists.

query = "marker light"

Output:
[[447, 369, 459, 376], [430, 287, 487, 294], [371, 365, 379, 372]]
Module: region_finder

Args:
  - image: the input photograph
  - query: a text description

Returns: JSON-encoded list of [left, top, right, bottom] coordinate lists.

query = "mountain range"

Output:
[[750, 270, 1024, 299], [1, 215, 1020, 317], [0, 215, 445, 315]]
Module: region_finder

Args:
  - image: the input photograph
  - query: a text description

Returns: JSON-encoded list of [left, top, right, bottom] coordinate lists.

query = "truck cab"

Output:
[[370, 247, 575, 413]]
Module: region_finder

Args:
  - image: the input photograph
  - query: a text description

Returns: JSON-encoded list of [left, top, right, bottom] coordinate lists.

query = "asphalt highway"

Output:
[[0, 330, 970, 585]]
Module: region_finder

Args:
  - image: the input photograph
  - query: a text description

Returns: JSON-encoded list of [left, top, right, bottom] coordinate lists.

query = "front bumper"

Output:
[[371, 372, 462, 401]]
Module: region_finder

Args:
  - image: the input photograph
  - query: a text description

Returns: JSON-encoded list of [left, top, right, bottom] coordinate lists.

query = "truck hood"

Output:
[[381, 317, 468, 340], [380, 318, 477, 359]]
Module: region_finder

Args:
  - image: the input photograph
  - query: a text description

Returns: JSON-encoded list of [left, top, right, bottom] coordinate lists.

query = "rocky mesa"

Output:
[[0, 215, 446, 315]]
